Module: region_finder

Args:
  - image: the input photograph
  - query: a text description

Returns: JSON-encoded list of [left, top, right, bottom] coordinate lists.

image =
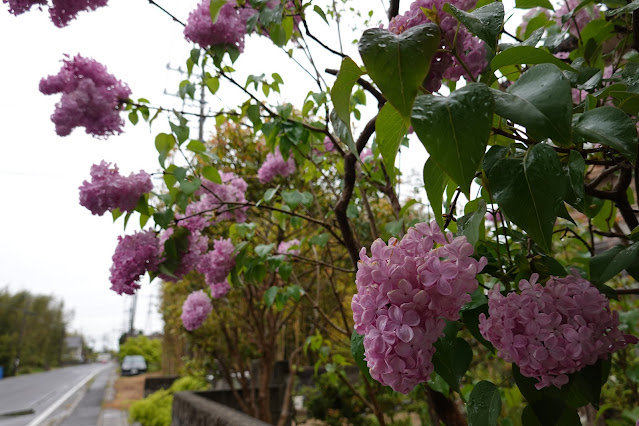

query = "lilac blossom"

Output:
[[324, 136, 335, 152], [49, 0, 108, 27], [479, 273, 638, 389], [158, 228, 209, 281], [277, 239, 301, 256], [109, 229, 160, 295], [555, 0, 600, 38], [197, 238, 236, 287], [209, 280, 231, 299], [79, 161, 152, 216], [388, 0, 487, 92], [3, 0, 46, 15], [184, 0, 254, 51], [181, 290, 213, 330], [40, 54, 131, 137], [257, 150, 296, 183], [352, 221, 487, 393], [177, 172, 249, 232]]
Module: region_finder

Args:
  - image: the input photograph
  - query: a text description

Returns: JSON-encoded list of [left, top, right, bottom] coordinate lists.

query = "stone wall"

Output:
[[172, 391, 271, 426], [144, 375, 180, 397]]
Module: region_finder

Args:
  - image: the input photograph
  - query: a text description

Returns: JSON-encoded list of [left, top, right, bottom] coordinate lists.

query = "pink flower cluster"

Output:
[[352, 221, 487, 393], [184, 0, 254, 51], [323, 136, 335, 152], [197, 238, 236, 288], [177, 172, 249, 232], [555, 0, 600, 38], [257, 150, 296, 183], [40, 54, 131, 137], [109, 229, 160, 295], [181, 290, 213, 331], [4, 0, 108, 27], [277, 239, 301, 256], [158, 228, 209, 281], [79, 161, 152, 216], [479, 273, 638, 389], [209, 280, 231, 299], [389, 0, 487, 92]]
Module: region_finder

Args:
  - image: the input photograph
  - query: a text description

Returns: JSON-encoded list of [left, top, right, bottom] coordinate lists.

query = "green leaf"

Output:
[[209, 0, 227, 23], [606, 0, 639, 16], [329, 109, 358, 157], [565, 151, 586, 211], [461, 304, 495, 352], [205, 75, 220, 95], [491, 64, 573, 146], [153, 209, 174, 229], [515, 0, 554, 9], [376, 103, 408, 184], [487, 144, 566, 253], [310, 233, 330, 247], [263, 187, 278, 202], [491, 46, 576, 72], [457, 200, 487, 246], [444, 2, 504, 52], [202, 166, 222, 184], [313, 5, 329, 24], [264, 286, 279, 307], [331, 57, 364, 127], [155, 133, 176, 168], [170, 122, 190, 145], [412, 83, 494, 195], [180, 178, 201, 195], [186, 140, 206, 153], [573, 106, 638, 162], [468, 381, 501, 426], [358, 24, 441, 118], [351, 331, 372, 381], [255, 243, 276, 257], [423, 158, 450, 229], [282, 190, 304, 209], [589, 243, 639, 285], [432, 337, 472, 393]]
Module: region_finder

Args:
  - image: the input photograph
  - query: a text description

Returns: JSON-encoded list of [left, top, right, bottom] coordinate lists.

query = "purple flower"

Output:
[[157, 228, 209, 281], [177, 172, 249, 232], [184, 0, 254, 51], [109, 229, 160, 295], [40, 54, 131, 137], [3, 0, 46, 15], [277, 239, 300, 256], [181, 290, 212, 330], [323, 136, 335, 152], [353, 220, 486, 393], [257, 150, 296, 183], [49, 0, 108, 27], [555, 0, 600, 38], [197, 238, 236, 287], [209, 280, 231, 299], [79, 161, 152, 216], [479, 273, 638, 389]]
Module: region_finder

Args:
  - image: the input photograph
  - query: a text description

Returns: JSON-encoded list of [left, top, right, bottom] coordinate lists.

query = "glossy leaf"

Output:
[[351, 331, 372, 381], [202, 166, 222, 184], [487, 144, 566, 253], [457, 200, 487, 246], [467, 381, 501, 426], [432, 336, 472, 393], [264, 286, 278, 307], [412, 83, 494, 195], [589, 243, 639, 285], [564, 150, 586, 211], [491, 46, 576, 72], [376, 103, 408, 184], [330, 109, 357, 157], [359, 24, 441, 118], [444, 2, 504, 52], [515, 0, 554, 9], [491, 64, 572, 146], [155, 133, 176, 168], [331, 57, 363, 126], [573, 106, 638, 162], [423, 158, 450, 229]]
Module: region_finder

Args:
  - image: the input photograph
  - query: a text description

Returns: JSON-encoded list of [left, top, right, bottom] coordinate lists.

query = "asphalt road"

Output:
[[0, 363, 109, 426]]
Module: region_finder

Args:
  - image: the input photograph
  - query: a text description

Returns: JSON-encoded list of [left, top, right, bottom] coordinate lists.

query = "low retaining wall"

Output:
[[144, 376, 180, 397], [172, 391, 270, 426]]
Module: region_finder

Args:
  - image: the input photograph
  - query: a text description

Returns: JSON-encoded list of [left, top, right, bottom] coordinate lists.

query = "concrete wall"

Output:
[[172, 391, 271, 426], [144, 376, 180, 397]]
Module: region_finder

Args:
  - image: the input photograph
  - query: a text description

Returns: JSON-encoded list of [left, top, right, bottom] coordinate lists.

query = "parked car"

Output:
[[121, 355, 147, 376]]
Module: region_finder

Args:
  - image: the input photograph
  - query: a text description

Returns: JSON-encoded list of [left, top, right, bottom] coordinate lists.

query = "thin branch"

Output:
[[444, 188, 462, 229], [553, 227, 594, 255], [325, 69, 386, 107], [288, 253, 355, 273], [147, 0, 185, 26], [388, 0, 400, 20]]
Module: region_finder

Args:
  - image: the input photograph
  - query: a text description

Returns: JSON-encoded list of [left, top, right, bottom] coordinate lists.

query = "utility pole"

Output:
[[165, 62, 209, 141], [129, 293, 138, 336]]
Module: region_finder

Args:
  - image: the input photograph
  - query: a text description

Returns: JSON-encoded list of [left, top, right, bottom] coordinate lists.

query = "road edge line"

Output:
[[25, 365, 108, 426]]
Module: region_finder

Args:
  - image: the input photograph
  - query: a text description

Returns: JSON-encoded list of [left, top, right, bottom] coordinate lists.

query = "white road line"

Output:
[[25, 365, 109, 426]]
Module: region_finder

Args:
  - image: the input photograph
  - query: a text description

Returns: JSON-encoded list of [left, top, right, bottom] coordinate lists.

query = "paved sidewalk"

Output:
[[96, 367, 129, 426]]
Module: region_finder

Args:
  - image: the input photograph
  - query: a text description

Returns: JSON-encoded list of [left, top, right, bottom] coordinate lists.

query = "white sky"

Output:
[[0, 0, 521, 351]]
